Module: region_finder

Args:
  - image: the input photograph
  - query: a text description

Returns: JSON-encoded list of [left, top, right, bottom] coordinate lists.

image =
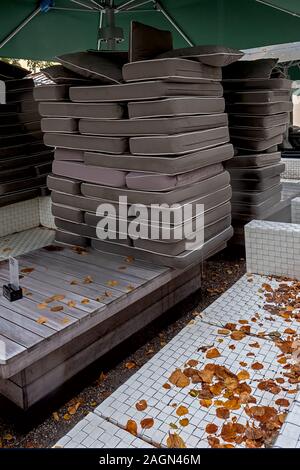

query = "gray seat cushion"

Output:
[[225, 90, 291, 103], [47, 174, 82, 195], [44, 133, 129, 154], [84, 143, 234, 174], [229, 124, 286, 140], [33, 85, 71, 102], [54, 148, 84, 161], [223, 59, 278, 79], [231, 175, 281, 191], [79, 113, 227, 136], [228, 112, 289, 128], [41, 118, 78, 133], [223, 78, 292, 90], [125, 163, 223, 191], [156, 45, 243, 67], [229, 163, 285, 180], [232, 134, 283, 152], [225, 152, 281, 168], [69, 80, 223, 102], [127, 97, 225, 119], [129, 21, 172, 63], [52, 160, 127, 187], [123, 58, 222, 83], [226, 101, 293, 115], [38, 101, 125, 119], [129, 127, 229, 155], [231, 183, 282, 204]]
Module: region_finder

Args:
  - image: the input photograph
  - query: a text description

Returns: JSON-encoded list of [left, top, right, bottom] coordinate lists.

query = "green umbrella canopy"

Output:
[[1, 0, 300, 60]]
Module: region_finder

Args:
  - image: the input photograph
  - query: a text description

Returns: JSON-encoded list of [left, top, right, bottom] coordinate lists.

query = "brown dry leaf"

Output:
[[249, 342, 260, 348], [68, 402, 80, 415], [36, 316, 47, 325], [37, 303, 47, 310], [97, 372, 107, 384], [200, 399, 212, 408], [50, 306, 64, 312], [216, 407, 230, 419], [238, 319, 249, 325], [186, 359, 199, 367], [176, 405, 189, 416], [224, 398, 240, 410], [205, 423, 218, 434], [218, 329, 230, 336], [136, 400, 147, 412], [51, 295, 65, 302], [126, 285, 135, 292], [107, 280, 119, 287], [140, 418, 154, 429], [278, 357, 287, 365], [229, 345, 236, 350], [240, 362, 248, 367], [83, 276, 93, 284], [284, 328, 296, 335], [70, 279, 78, 285], [179, 418, 189, 427], [125, 256, 134, 263], [81, 298, 90, 304], [162, 383, 171, 390], [275, 377, 285, 384], [237, 370, 250, 381], [230, 331, 246, 341], [126, 420, 137, 436], [169, 369, 190, 388], [52, 412, 60, 422], [166, 433, 186, 448], [262, 283, 273, 292], [21, 267, 34, 274], [252, 362, 264, 370], [67, 300, 76, 308], [206, 348, 221, 359], [275, 398, 290, 407], [125, 361, 136, 370]]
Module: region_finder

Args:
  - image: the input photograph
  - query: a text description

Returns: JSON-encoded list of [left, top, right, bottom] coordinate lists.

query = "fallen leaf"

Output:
[[275, 398, 290, 407], [52, 412, 60, 422], [136, 400, 147, 411], [50, 306, 64, 312], [126, 420, 137, 436], [216, 407, 230, 419], [237, 370, 250, 381], [284, 328, 296, 335], [81, 298, 90, 304], [68, 402, 80, 415], [186, 359, 199, 367], [179, 418, 189, 427], [67, 300, 76, 308], [200, 399, 212, 408], [230, 331, 246, 341], [141, 418, 154, 429], [83, 276, 93, 284], [169, 369, 190, 388], [206, 348, 221, 359], [176, 406, 189, 416], [126, 285, 135, 292], [37, 303, 47, 310], [125, 362, 136, 370], [163, 383, 171, 390], [166, 433, 186, 448], [205, 423, 218, 434], [218, 329, 230, 336], [107, 280, 119, 287], [3, 434, 13, 441], [61, 317, 70, 325], [70, 280, 78, 285], [125, 256, 134, 263], [252, 362, 264, 370], [21, 267, 34, 274], [36, 316, 47, 324], [63, 414, 71, 421]]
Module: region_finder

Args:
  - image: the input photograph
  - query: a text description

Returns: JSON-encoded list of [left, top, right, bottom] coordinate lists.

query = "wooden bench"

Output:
[[0, 244, 203, 409]]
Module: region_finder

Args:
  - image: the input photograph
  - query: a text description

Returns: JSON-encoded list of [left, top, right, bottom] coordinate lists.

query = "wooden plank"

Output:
[[0, 262, 195, 379], [0, 315, 43, 349], [41, 246, 167, 279], [0, 269, 103, 316], [0, 287, 77, 332], [0, 333, 25, 365], [19, 252, 143, 294], [11, 263, 201, 388], [23, 273, 201, 408], [0, 298, 54, 338], [0, 376, 24, 408]]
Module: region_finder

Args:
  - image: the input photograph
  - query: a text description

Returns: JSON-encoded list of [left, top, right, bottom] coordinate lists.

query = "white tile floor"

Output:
[[55, 273, 300, 449]]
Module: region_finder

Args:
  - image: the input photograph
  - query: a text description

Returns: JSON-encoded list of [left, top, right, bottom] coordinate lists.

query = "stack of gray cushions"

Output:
[[0, 60, 53, 207], [35, 23, 245, 267], [223, 59, 292, 244]]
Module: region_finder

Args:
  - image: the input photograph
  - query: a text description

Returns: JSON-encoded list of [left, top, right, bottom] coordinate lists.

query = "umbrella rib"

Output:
[[69, 0, 97, 10], [0, 6, 42, 50], [155, 1, 194, 46], [255, 0, 300, 18], [118, 0, 148, 11]]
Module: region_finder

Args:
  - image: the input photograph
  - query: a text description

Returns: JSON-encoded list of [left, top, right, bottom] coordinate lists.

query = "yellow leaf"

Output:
[[61, 317, 70, 325], [125, 361, 136, 370], [67, 300, 76, 308], [107, 280, 119, 287], [37, 316, 47, 324], [206, 348, 221, 359], [3, 434, 13, 441], [83, 276, 93, 284], [126, 420, 137, 436], [166, 433, 186, 448], [37, 303, 47, 310], [237, 370, 250, 381], [52, 412, 60, 422], [176, 405, 189, 416], [63, 414, 71, 421], [81, 298, 90, 304], [179, 418, 189, 427]]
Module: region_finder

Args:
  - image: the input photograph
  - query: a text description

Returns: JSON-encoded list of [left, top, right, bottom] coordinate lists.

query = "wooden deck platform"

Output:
[[0, 244, 202, 409]]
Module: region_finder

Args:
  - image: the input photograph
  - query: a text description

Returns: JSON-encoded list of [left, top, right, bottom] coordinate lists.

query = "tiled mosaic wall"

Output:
[[38, 196, 56, 229], [291, 197, 300, 224], [245, 220, 300, 279], [282, 158, 300, 180], [0, 199, 40, 237]]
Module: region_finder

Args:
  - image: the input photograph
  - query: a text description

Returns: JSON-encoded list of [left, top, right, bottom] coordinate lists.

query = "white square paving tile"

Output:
[[54, 413, 154, 449], [203, 274, 300, 337], [94, 320, 297, 448], [0, 227, 55, 260]]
